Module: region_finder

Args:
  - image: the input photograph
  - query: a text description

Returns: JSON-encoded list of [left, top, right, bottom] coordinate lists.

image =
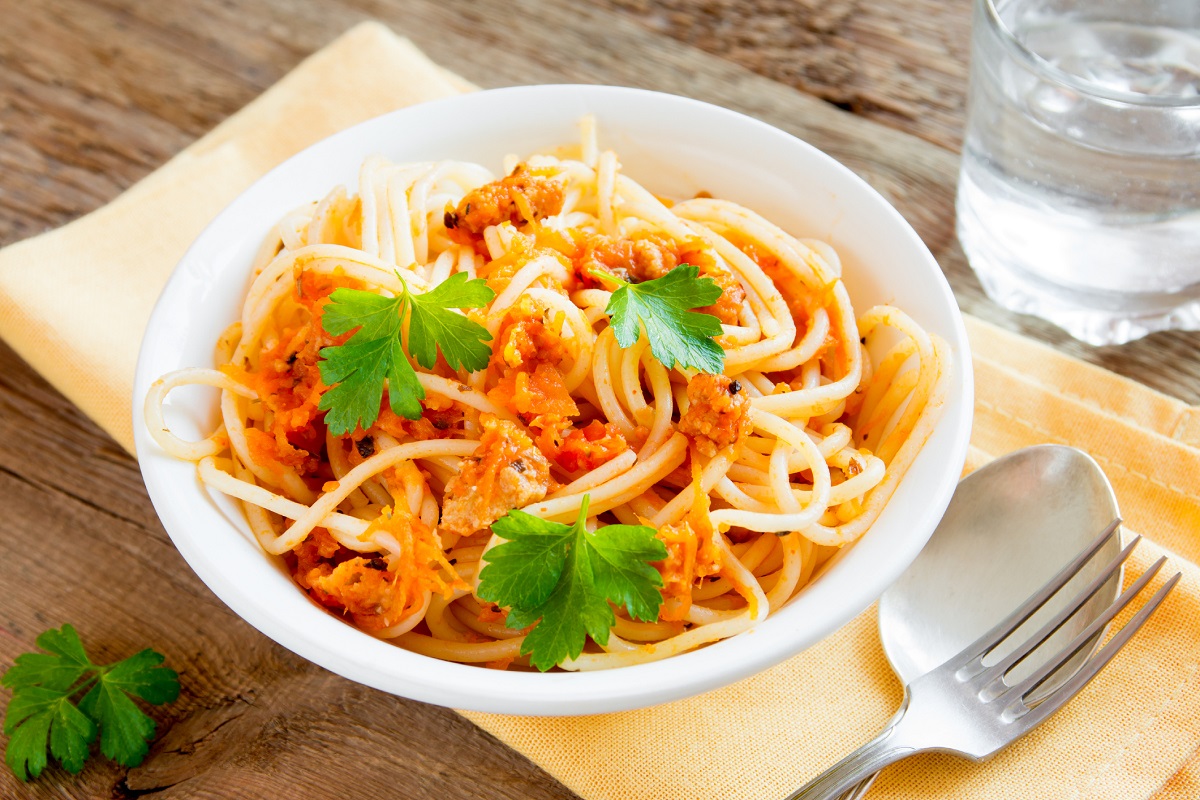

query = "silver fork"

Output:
[[786, 520, 1181, 800]]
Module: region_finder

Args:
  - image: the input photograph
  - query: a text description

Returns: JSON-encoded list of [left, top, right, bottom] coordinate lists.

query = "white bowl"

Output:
[[133, 85, 973, 716]]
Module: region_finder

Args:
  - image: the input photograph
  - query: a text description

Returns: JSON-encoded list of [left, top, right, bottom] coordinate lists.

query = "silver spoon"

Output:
[[831, 445, 1124, 799]]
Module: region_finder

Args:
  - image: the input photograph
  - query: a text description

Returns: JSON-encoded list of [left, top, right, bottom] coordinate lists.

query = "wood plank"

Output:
[[588, 0, 976, 153], [0, 0, 260, 243]]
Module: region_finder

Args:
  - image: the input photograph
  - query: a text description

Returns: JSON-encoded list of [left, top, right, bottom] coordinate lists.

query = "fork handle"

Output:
[[834, 773, 877, 800], [782, 709, 923, 800]]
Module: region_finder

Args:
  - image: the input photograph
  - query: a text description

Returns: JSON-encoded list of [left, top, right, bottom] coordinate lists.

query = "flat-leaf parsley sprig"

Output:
[[2, 624, 180, 782], [477, 495, 668, 671], [318, 271, 496, 434], [589, 264, 726, 374]]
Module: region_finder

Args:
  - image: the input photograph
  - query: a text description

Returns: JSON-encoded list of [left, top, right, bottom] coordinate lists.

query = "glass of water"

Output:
[[956, 0, 1200, 345]]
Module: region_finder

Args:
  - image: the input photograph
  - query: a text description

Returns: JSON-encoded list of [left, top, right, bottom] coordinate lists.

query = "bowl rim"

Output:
[[133, 84, 974, 716]]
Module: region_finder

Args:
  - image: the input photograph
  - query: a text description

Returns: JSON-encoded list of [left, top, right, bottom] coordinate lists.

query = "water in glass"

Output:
[[957, 0, 1200, 345]]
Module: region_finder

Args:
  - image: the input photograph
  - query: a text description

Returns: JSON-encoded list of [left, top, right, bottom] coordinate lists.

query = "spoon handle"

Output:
[[782, 710, 921, 800]]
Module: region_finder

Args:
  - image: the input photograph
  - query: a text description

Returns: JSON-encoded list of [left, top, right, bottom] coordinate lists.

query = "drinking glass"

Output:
[[956, 0, 1200, 345]]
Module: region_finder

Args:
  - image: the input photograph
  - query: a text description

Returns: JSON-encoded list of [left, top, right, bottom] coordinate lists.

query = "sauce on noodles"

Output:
[[146, 118, 949, 671]]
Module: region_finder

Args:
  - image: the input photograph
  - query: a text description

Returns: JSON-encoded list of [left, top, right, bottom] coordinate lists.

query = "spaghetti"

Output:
[[146, 118, 950, 670]]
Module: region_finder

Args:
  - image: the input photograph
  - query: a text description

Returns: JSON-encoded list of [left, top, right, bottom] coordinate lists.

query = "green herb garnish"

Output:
[[2, 624, 180, 782], [318, 272, 495, 434], [477, 495, 667, 671], [591, 264, 725, 374]]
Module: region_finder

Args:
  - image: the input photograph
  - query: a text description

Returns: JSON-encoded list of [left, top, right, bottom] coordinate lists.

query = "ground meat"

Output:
[[491, 296, 570, 373], [485, 296, 578, 430], [489, 362, 579, 426], [654, 513, 723, 622], [677, 373, 752, 457], [298, 508, 462, 631], [406, 405, 466, 440], [445, 164, 565, 249], [655, 519, 697, 622], [674, 240, 745, 326], [290, 527, 346, 593], [575, 232, 681, 284], [441, 415, 554, 536], [309, 557, 404, 619], [698, 264, 746, 325]]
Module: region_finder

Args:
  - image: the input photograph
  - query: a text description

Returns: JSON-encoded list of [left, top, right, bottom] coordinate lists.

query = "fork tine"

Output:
[[1005, 556, 1170, 702], [950, 518, 1121, 670], [980, 533, 1141, 684], [1010, 570, 1181, 732]]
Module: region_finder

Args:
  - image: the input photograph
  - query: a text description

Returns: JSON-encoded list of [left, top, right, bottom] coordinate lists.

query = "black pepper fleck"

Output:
[[356, 437, 375, 458]]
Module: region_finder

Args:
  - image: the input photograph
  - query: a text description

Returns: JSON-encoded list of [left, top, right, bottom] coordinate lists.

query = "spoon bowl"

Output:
[[880, 444, 1123, 694]]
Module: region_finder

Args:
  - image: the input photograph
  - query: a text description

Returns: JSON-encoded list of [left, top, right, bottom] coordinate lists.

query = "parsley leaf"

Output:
[[319, 292, 409, 433], [3, 626, 92, 693], [1, 624, 180, 782], [4, 688, 95, 780], [318, 273, 495, 434], [406, 273, 497, 371], [594, 264, 726, 374], [78, 649, 179, 768], [477, 495, 667, 671]]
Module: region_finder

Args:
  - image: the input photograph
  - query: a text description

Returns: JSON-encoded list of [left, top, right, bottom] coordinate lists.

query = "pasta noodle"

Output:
[[146, 119, 949, 671]]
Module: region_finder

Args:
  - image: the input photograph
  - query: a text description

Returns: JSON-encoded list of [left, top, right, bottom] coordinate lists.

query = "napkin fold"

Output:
[[3, 22, 1199, 800]]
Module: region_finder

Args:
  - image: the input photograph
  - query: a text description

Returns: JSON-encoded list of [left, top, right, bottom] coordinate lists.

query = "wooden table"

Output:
[[2, 1, 1197, 797]]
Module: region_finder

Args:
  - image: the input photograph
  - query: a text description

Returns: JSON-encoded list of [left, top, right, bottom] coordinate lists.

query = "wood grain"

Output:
[[1, 0, 1198, 797], [592, 0, 976, 153]]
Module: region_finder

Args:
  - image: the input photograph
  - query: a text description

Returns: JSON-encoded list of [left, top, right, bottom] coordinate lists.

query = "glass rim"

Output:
[[979, 0, 1200, 109]]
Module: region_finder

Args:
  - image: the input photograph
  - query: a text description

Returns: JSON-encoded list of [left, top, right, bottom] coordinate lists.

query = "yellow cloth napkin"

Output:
[[3, 22, 1199, 800]]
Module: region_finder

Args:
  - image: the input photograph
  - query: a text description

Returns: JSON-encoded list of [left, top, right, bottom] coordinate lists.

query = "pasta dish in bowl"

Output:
[[134, 85, 972, 714]]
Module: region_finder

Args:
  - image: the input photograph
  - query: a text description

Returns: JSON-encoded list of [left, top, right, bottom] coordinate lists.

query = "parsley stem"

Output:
[[393, 268, 410, 293], [67, 673, 99, 701], [585, 265, 628, 289]]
